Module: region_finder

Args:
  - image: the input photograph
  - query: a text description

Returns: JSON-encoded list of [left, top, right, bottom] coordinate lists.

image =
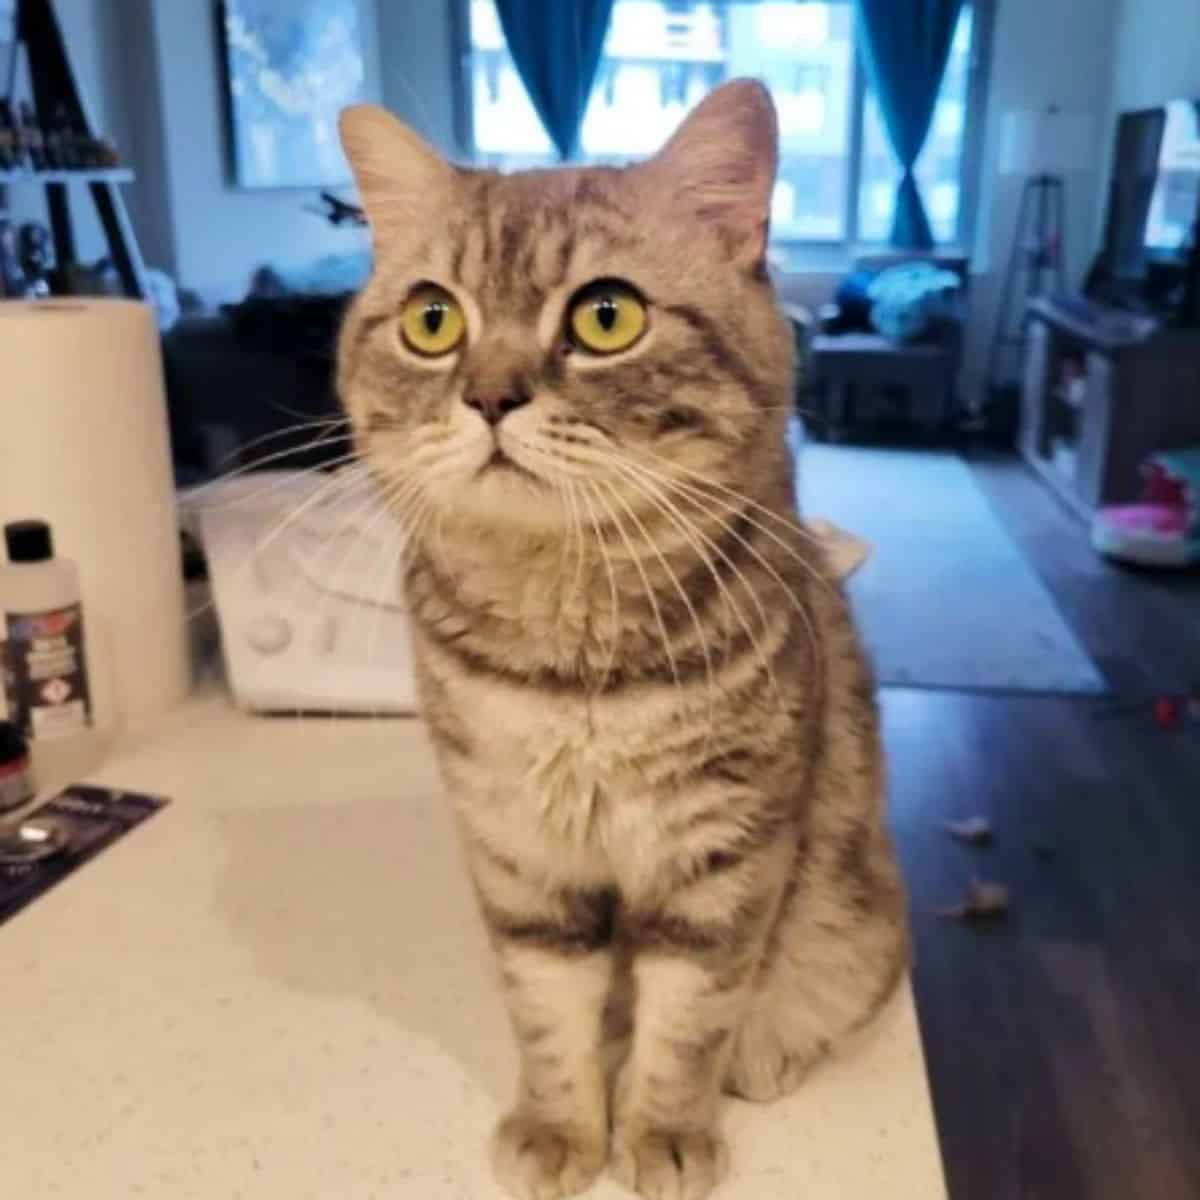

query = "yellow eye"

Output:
[[569, 283, 647, 355], [400, 285, 466, 356]]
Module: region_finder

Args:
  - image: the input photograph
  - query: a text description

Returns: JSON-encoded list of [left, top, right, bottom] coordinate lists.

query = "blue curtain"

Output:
[[856, 0, 964, 248], [495, 0, 616, 161]]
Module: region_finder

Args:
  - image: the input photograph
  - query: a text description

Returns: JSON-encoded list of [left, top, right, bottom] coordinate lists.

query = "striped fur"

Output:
[[337, 82, 908, 1200]]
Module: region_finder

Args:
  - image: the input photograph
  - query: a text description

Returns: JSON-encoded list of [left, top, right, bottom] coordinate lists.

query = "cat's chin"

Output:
[[431, 463, 566, 535]]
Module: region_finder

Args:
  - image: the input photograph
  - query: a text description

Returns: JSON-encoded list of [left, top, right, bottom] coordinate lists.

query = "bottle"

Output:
[[0, 520, 103, 791], [0, 721, 33, 814]]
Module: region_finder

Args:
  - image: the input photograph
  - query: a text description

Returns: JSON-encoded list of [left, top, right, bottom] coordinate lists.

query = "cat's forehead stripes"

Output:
[[446, 169, 641, 316]]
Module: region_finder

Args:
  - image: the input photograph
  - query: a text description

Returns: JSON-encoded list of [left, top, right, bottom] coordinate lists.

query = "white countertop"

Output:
[[0, 691, 947, 1199]]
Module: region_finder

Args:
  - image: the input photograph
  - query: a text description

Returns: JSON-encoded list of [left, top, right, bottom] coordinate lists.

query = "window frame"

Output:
[[450, 0, 993, 257]]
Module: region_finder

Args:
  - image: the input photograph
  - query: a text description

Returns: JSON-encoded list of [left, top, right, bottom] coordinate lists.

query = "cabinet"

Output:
[[1019, 295, 1200, 518]]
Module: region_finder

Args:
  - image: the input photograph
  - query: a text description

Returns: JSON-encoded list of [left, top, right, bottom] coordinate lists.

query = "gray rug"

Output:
[[799, 445, 1106, 694]]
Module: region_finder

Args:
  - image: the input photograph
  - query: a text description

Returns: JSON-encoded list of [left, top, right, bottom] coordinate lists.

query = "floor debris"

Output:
[[944, 815, 994, 846], [938, 878, 1010, 922]]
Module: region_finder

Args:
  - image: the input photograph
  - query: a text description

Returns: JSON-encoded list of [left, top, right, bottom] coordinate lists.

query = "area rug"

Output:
[[798, 445, 1106, 694]]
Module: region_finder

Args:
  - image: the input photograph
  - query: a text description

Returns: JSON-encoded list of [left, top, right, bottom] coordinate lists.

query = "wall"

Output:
[[960, 0, 1119, 407], [1109, 0, 1200, 113], [108, 0, 175, 276], [147, 0, 381, 303], [1097, 0, 1200, 250], [376, 0, 461, 158]]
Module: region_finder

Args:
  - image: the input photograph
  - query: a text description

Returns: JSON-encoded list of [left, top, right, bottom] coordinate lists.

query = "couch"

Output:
[[808, 253, 968, 440]]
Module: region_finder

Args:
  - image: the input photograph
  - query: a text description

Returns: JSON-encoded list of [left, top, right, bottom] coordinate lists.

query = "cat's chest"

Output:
[[445, 677, 661, 845]]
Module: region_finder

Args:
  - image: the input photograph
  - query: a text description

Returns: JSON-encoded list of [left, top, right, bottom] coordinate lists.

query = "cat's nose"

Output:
[[464, 390, 530, 426]]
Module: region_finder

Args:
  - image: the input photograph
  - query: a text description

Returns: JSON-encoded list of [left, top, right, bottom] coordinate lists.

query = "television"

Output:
[[1089, 99, 1200, 325]]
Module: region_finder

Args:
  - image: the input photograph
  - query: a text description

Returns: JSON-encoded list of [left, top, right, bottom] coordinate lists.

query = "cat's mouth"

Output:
[[476, 446, 541, 484]]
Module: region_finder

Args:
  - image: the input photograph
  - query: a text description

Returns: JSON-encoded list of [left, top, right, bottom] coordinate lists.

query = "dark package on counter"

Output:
[[0, 786, 168, 925]]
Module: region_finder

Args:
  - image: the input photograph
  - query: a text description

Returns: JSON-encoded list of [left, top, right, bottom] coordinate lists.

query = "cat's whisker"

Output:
[[630, 454, 838, 599], [592, 480, 684, 728], [240, 462, 372, 562], [280, 480, 391, 646], [363, 490, 429, 726], [189, 434, 359, 500], [184, 452, 367, 518], [578, 483, 621, 694], [183, 465, 375, 626], [603, 460, 785, 715], [327, 473, 436, 724], [212, 415, 352, 473], [553, 475, 585, 648], [638, 448, 833, 552], [597, 477, 714, 745], [505, 435, 782, 707], [620, 462, 823, 695], [568, 479, 590, 635], [298, 478, 405, 722]]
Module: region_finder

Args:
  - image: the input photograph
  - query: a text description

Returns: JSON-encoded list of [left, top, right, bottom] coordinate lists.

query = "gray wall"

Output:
[[959, 0, 1119, 406], [1110, 0, 1200, 111], [147, 0, 382, 303], [1094, 0, 1200, 250], [376, 0, 461, 158]]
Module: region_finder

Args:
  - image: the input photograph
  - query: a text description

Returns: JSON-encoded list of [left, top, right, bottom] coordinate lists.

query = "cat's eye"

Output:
[[568, 281, 647, 355], [399, 285, 466, 357]]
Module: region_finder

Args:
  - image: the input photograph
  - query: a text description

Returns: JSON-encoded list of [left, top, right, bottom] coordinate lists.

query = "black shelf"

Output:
[[1, 0, 147, 297], [0, 167, 133, 184]]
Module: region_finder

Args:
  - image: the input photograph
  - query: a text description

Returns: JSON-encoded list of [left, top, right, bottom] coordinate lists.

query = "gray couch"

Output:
[[808, 253, 968, 440]]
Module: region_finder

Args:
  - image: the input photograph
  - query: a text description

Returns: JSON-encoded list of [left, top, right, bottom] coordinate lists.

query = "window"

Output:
[[857, 7, 975, 244], [463, 0, 987, 250]]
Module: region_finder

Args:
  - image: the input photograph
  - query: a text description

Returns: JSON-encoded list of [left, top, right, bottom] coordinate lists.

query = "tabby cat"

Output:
[[336, 81, 908, 1200]]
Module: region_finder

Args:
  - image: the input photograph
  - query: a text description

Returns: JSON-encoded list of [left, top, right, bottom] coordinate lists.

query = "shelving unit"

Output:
[[1, 0, 145, 297], [1020, 294, 1200, 519], [1, 168, 133, 185]]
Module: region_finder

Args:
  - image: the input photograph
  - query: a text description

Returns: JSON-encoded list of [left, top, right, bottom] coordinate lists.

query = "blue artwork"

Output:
[[222, 0, 366, 189]]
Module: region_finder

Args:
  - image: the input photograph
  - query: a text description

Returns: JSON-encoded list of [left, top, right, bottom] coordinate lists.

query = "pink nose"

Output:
[[464, 391, 530, 426]]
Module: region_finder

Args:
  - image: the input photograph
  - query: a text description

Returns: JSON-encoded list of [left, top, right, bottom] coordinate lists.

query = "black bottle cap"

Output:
[[0, 720, 28, 765], [4, 519, 54, 563]]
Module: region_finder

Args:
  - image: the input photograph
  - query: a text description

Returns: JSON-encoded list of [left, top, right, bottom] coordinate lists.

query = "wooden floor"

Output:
[[882, 453, 1200, 1199]]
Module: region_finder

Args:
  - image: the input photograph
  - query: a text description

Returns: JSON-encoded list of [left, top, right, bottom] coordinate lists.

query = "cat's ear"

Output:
[[339, 105, 454, 246], [641, 79, 778, 269]]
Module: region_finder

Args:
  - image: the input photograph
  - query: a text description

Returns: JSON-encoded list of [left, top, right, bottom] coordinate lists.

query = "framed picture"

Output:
[[219, 0, 366, 190]]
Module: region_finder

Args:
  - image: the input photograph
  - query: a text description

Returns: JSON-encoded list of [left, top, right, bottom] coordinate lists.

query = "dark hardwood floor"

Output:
[[882, 453, 1200, 1199]]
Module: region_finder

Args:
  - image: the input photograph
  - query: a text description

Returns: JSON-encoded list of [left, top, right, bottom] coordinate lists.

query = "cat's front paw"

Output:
[[611, 1125, 729, 1200], [492, 1110, 606, 1200]]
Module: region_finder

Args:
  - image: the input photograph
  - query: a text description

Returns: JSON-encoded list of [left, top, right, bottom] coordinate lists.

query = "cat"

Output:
[[336, 80, 909, 1200]]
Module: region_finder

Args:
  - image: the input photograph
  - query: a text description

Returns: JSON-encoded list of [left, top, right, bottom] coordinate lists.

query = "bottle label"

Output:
[[4, 606, 92, 742]]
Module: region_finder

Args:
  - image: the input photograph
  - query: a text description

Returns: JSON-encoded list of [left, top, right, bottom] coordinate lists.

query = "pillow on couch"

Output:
[[247, 251, 372, 299], [830, 269, 878, 333], [867, 262, 962, 344]]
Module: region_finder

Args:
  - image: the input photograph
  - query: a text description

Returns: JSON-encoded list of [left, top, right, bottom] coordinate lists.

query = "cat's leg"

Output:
[[724, 821, 908, 1102], [611, 840, 790, 1200], [725, 608, 909, 1104], [468, 839, 616, 1200]]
